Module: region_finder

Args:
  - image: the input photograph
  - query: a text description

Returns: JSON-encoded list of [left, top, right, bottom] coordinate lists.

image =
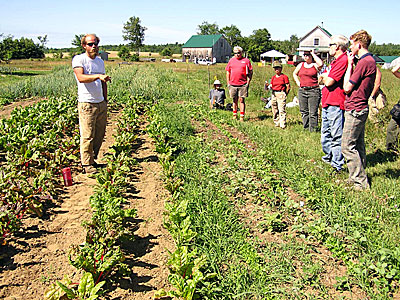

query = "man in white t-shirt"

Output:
[[72, 34, 111, 174]]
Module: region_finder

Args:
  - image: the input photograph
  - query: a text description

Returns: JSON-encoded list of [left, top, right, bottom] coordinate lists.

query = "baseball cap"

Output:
[[272, 61, 282, 68]]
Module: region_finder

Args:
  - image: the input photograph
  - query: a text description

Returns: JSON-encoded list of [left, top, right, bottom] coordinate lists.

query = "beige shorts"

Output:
[[228, 84, 249, 99]]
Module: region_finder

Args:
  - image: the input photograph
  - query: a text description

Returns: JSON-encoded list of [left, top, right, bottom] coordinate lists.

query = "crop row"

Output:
[[0, 96, 80, 243], [45, 93, 151, 299], [0, 63, 173, 243]]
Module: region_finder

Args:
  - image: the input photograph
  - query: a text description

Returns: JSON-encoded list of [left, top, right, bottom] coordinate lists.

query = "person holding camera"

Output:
[[343, 30, 376, 191]]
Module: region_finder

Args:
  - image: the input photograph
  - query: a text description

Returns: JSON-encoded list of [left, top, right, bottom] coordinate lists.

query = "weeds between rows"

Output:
[[147, 99, 355, 299]]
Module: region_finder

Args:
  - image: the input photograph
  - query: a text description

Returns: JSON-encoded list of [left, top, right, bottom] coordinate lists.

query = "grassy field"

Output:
[[1, 60, 400, 299]]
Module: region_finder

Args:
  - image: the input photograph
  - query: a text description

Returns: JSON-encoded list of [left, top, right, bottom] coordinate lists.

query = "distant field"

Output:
[[45, 51, 182, 59]]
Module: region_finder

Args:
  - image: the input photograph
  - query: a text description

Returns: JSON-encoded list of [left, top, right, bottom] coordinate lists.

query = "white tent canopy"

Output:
[[260, 50, 286, 58]]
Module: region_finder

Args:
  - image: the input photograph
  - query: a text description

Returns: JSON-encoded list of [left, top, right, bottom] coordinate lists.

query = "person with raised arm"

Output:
[[342, 30, 376, 190], [293, 49, 323, 132]]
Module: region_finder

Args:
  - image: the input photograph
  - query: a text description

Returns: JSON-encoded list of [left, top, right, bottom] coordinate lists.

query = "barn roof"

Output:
[[182, 34, 223, 48], [378, 56, 399, 63]]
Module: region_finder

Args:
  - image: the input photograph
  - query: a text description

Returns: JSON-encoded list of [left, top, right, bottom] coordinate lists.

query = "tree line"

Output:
[[2, 17, 400, 62], [0, 34, 47, 62]]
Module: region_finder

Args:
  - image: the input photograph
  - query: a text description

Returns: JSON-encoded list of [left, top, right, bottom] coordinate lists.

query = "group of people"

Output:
[[210, 30, 399, 191], [72, 32, 397, 192]]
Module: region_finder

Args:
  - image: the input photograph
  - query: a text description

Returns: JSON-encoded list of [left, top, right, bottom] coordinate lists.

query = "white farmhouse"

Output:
[[297, 25, 332, 61]]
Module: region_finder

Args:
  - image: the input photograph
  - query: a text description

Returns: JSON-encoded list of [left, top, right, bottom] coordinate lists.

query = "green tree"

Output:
[[0, 36, 44, 61], [37, 35, 48, 50], [247, 28, 271, 61], [118, 45, 131, 61], [197, 21, 220, 35], [271, 35, 299, 56], [220, 25, 242, 47], [161, 47, 173, 57], [122, 16, 147, 51], [71, 34, 85, 48]]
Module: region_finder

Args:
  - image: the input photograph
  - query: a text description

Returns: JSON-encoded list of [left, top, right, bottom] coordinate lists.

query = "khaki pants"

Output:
[[78, 101, 107, 166], [341, 109, 369, 189], [271, 91, 287, 128]]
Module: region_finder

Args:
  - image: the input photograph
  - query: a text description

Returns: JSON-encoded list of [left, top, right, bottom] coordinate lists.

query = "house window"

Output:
[[314, 38, 320, 46]]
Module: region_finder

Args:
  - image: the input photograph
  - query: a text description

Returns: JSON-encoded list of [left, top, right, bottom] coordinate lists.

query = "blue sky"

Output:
[[1, 0, 399, 48]]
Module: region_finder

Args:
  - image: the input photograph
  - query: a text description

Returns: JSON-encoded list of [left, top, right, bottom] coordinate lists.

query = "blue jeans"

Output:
[[321, 106, 344, 171]]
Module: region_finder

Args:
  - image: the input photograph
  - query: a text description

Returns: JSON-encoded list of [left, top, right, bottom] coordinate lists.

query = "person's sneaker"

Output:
[[83, 165, 97, 174], [239, 116, 244, 122], [331, 168, 342, 175], [353, 184, 369, 191], [321, 155, 331, 164]]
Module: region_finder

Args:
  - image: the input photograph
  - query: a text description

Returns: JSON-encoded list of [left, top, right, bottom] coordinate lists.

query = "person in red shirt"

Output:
[[293, 49, 323, 131], [319, 35, 349, 172], [343, 30, 376, 190], [225, 46, 253, 121], [267, 61, 290, 129]]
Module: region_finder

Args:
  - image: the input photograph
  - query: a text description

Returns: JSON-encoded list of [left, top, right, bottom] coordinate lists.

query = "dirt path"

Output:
[[106, 126, 174, 299], [0, 109, 173, 299]]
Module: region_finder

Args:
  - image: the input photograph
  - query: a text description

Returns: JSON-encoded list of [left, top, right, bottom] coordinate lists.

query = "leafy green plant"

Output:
[[258, 212, 287, 233], [44, 272, 105, 300]]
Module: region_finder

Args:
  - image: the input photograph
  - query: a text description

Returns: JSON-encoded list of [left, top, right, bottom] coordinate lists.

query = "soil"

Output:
[[0, 103, 174, 299]]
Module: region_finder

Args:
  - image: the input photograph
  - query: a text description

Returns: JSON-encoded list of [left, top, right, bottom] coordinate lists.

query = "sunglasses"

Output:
[[234, 52, 241, 54], [87, 42, 99, 47], [329, 43, 337, 46]]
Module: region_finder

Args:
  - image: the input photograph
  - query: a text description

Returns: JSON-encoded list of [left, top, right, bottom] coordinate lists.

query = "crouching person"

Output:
[[209, 80, 226, 109]]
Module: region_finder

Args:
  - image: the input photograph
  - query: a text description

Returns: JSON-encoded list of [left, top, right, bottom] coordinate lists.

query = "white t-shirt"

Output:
[[72, 53, 105, 103]]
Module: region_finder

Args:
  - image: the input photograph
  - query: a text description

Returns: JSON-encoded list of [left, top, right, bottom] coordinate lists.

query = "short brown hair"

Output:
[[350, 30, 372, 49], [81, 34, 100, 47]]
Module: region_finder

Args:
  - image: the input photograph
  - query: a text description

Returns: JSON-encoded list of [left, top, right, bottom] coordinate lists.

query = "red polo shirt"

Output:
[[271, 74, 289, 91], [321, 52, 348, 109], [226, 56, 253, 86]]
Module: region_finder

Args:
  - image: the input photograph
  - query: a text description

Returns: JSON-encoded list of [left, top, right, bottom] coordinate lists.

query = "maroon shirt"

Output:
[[345, 53, 376, 111], [298, 63, 318, 87], [321, 52, 348, 109]]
